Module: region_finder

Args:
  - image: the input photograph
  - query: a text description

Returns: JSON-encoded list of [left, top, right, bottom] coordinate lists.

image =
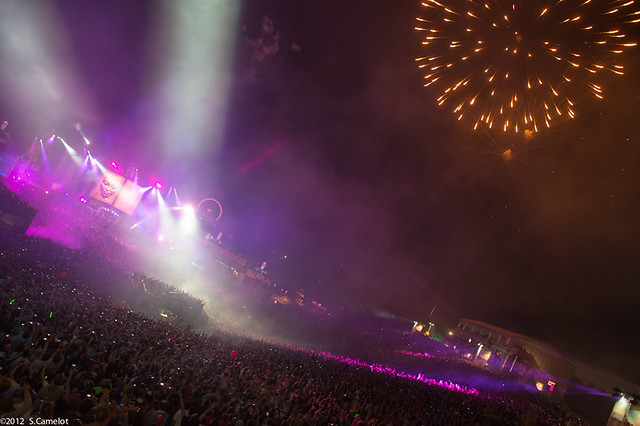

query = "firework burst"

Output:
[[415, 0, 640, 133]]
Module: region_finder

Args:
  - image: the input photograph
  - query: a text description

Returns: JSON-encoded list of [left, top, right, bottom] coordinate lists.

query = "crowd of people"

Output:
[[2, 178, 207, 327], [0, 181, 586, 425]]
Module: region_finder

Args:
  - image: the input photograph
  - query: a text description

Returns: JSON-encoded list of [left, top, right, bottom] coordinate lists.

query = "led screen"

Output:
[[113, 179, 146, 215], [90, 170, 125, 206]]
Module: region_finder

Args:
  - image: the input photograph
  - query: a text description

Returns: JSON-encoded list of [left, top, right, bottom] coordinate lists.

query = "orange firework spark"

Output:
[[415, 0, 639, 133]]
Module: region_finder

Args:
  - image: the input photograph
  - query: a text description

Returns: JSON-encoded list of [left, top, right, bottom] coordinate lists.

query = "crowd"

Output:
[[1, 179, 206, 327], [0, 184, 586, 425]]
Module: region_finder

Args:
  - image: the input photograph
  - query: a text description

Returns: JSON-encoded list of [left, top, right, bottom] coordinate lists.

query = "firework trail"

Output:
[[415, 0, 640, 133]]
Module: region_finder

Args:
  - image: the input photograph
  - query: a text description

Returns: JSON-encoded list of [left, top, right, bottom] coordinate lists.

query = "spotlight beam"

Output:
[[149, 0, 241, 166]]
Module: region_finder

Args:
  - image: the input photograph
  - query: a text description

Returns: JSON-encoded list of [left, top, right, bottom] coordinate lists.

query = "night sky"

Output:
[[1, 0, 639, 384]]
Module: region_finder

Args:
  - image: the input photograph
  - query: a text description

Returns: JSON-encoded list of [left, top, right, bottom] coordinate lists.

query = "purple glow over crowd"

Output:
[[313, 350, 479, 396], [397, 350, 436, 359]]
